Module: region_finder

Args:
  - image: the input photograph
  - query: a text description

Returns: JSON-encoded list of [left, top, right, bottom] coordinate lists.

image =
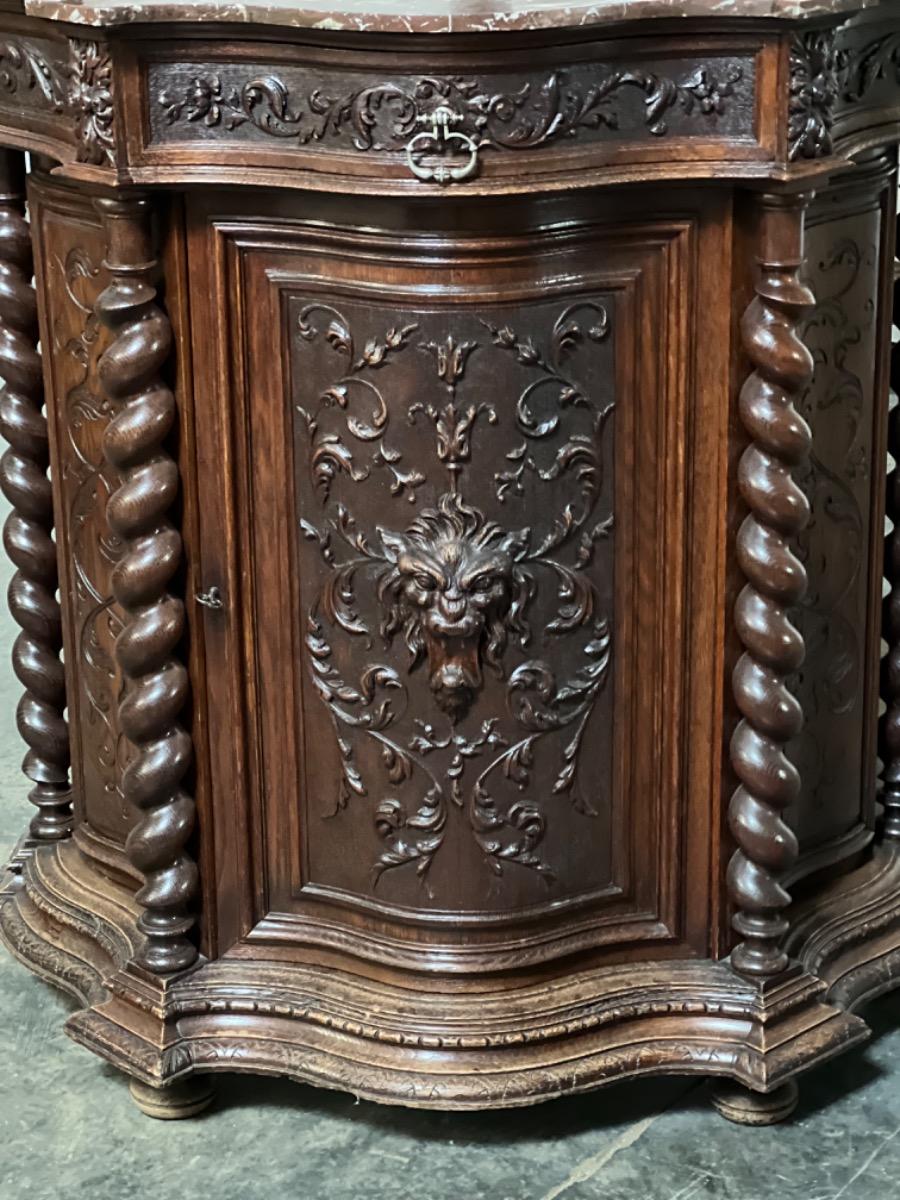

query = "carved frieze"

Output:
[[0, 36, 116, 166], [0, 38, 67, 112], [789, 26, 900, 160], [151, 55, 754, 162], [294, 299, 614, 890]]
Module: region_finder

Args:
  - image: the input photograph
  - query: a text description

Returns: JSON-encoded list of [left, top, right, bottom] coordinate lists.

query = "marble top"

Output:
[[24, 0, 887, 32]]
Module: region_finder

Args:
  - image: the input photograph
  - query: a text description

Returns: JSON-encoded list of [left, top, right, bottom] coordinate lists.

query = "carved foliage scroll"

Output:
[[0, 38, 115, 167], [31, 192, 133, 842], [789, 27, 900, 161], [293, 298, 615, 899], [789, 218, 880, 852], [152, 56, 753, 156]]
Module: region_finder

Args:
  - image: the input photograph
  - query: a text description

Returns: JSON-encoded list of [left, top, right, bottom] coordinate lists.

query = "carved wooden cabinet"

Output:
[[0, 0, 899, 1126]]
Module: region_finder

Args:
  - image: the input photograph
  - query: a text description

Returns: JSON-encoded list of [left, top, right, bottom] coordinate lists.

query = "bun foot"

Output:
[[710, 1079, 799, 1126], [129, 1077, 215, 1120]]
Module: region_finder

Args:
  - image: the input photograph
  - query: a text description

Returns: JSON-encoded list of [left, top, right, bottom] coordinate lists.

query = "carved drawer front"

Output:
[[190, 194, 728, 973], [138, 35, 769, 188], [27, 176, 132, 847], [786, 155, 897, 879], [0, 26, 71, 152]]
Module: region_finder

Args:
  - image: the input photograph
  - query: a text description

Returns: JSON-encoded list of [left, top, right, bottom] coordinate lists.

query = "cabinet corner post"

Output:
[[0, 147, 72, 858], [728, 190, 815, 979], [94, 191, 198, 975]]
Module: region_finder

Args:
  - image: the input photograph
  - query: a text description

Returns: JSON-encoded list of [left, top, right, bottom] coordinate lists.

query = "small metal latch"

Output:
[[195, 586, 224, 611]]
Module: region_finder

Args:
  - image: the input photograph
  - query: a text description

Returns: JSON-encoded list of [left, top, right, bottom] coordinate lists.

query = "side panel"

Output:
[[788, 151, 898, 878], [29, 174, 128, 849]]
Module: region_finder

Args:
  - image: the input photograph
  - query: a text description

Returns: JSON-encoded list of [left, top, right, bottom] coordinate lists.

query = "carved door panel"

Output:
[[189, 191, 729, 974]]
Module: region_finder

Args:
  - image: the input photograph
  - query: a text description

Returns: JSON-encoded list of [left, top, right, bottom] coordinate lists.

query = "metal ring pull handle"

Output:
[[405, 106, 480, 185]]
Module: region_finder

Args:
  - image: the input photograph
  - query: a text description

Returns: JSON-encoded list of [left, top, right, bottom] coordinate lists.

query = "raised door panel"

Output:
[[189, 191, 728, 974]]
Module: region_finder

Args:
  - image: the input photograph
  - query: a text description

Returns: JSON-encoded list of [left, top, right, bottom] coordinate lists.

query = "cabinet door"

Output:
[[188, 191, 729, 975]]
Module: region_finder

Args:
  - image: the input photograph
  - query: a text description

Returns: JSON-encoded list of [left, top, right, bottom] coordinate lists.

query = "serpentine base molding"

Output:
[[5, 838, 900, 1112]]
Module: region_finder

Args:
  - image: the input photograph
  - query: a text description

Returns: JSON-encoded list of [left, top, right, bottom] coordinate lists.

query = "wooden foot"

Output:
[[710, 1079, 799, 1126], [129, 1077, 215, 1120]]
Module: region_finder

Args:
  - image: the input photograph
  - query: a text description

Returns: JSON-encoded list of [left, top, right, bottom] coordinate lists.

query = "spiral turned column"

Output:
[[728, 192, 815, 979], [0, 150, 71, 846], [882, 252, 900, 841], [95, 195, 198, 974]]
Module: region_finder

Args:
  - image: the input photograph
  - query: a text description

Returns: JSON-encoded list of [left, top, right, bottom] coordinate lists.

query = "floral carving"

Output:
[[789, 31, 839, 160], [0, 39, 66, 111], [68, 39, 115, 167], [296, 301, 614, 887], [157, 63, 745, 160]]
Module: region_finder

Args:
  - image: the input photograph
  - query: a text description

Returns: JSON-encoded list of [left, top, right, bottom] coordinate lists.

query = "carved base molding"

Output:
[[5, 839, 900, 1110]]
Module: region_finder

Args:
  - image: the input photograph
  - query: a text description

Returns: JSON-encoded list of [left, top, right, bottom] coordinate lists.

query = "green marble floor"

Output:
[[1, 530, 899, 1200]]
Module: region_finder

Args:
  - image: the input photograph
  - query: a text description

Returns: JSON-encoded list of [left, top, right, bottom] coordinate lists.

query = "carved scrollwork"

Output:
[[53, 244, 129, 805], [157, 62, 744, 160], [789, 28, 900, 161], [839, 31, 900, 105], [296, 300, 614, 888], [0, 39, 66, 111], [789, 236, 872, 816]]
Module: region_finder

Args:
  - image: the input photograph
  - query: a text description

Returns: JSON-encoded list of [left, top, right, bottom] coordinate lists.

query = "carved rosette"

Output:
[[884, 253, 900, 840], [94, 195, 197, 974], [728, 193, 815, 978], [68, 39, 115, 167], [788, 31, 838, 161], [0, 150, 72, 847]]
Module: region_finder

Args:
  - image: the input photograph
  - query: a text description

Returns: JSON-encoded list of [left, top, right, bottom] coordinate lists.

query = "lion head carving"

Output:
[[378, 493, 531, 722]]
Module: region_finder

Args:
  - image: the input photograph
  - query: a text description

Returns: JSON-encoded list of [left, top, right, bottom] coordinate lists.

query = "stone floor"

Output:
[[2, 538, 900, 1199]]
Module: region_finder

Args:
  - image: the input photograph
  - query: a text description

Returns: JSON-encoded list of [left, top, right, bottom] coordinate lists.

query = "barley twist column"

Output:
[[882, 251, 900, 841], [728, 192, 814, 979], [95, 195, 198, 974], [0, 149, 71, 846]]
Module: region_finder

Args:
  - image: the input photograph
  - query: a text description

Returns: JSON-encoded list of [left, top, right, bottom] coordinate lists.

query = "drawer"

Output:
[[132, 31, 774, 192]]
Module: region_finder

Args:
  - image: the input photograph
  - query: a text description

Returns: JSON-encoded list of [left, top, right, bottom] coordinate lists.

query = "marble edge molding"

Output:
[[20, 0, 894, 34]]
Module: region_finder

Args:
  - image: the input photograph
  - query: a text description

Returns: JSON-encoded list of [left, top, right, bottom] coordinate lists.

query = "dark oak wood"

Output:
[[0, 0, 898, 1125], [0, 147, 71, 861], [94, 193, 198, 974], [728, 191, 815, 978]]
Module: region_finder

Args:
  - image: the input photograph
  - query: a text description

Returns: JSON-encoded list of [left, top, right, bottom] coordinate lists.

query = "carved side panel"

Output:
[[788, 164, 894, 868], [28, 174, 132, 844]]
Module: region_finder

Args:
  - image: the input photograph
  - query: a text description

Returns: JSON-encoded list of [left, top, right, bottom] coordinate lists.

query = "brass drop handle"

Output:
[[405, 106, 480, 185], [195, 585, 224, 611]]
